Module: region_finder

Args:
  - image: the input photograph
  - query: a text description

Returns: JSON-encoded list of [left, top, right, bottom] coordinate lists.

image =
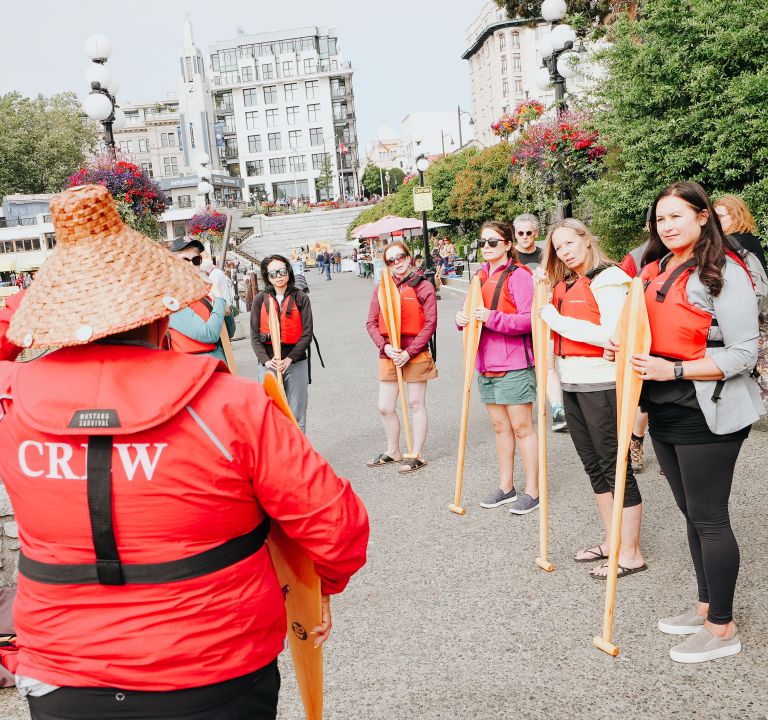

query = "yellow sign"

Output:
[[413, 186, 433, 212]]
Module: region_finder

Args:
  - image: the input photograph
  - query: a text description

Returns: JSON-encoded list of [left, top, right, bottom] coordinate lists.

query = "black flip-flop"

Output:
[[590, 562, 648, 580], [366, 453, 400, 468], [573, 546, 608, 563], [399, 457, 427, 474]]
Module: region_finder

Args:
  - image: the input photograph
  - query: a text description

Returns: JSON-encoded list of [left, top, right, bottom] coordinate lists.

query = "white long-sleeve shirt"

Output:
[[540, 266, 631, 388]]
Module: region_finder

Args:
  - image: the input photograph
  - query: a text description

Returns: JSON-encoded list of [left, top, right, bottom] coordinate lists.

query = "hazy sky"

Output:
[[1, 0, 482, 151]]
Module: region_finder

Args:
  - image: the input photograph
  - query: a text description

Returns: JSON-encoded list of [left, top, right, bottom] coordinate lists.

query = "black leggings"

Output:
[[562, 389, 642, 507], [652, 438, 743, 625], [27, 660, 280, 720]]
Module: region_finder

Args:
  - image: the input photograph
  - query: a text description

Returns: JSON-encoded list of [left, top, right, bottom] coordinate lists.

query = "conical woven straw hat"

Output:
[[7, 184, 210, 349]]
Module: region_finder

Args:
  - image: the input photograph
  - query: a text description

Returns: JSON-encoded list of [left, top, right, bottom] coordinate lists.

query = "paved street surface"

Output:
[[2, 270, 767, 719]]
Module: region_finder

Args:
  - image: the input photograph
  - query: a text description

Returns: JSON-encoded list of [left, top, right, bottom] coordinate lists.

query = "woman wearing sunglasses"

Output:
[[456, 222, 539, 514], [366, 242, 437, 473], [167, 236, 235, 365], [537, 219, 646, 579], [251, 254, 314, 432]]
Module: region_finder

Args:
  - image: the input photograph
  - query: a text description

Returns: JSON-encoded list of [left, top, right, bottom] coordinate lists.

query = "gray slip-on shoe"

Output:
[[669, 626, 741, 664], [508, 493, 540, 515], [480, 487, 517, 509], [658, 609, 706, 635]]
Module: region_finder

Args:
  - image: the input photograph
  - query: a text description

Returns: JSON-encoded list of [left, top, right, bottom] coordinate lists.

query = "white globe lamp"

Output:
[[83, 92, 113, 122], [539, 35, 554, 59], [84, 34, 112, 62], [550, 24, 577, 53], [557, 51, 581, 79], [196, 151, 210, 166], [535, 68, 553, 91], [106, 77, 120, 96], [197, 166, 212, 181], [541, 0, 567, 22], [84, 62, 112, 91], [197, 181, 213, 196], [416, 157, 429, 173]]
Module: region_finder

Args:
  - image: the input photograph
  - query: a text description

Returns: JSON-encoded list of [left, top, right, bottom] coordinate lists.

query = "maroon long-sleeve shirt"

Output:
[[366, 269, 437, 358]]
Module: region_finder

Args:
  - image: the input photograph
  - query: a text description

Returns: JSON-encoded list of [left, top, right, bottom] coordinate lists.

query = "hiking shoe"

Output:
[[551, 406, 568, 432], [669, 626, 741, 664], [508, 493, 540, 515], [480, 487, 517, 509], [658, 609, 706, 636], [630, 436, 645, 472]]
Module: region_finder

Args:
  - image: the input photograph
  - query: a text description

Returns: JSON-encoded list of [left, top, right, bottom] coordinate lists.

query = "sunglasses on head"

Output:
[[385, 252, 409, 266], [183, 256, 203, 266], [516, 230, 534, 237], [477, 239, 502, 248], [268, 268, 289, 279]]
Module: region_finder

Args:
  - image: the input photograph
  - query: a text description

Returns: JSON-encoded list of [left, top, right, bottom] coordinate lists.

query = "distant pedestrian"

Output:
[[333, 251, 342, 273], [317, 251, 325, 275]]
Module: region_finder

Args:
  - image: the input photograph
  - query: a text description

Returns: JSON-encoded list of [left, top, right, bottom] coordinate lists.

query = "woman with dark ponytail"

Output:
[[609, 181, 764, 663]]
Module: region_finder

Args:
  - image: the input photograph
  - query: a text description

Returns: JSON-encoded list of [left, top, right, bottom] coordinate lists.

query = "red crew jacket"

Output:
[[0, 343, 369, 691], [0, 290, 24, 362]]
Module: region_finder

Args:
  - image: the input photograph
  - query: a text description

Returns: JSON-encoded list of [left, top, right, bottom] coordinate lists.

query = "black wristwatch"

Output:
[[673, 361, 685, 380]]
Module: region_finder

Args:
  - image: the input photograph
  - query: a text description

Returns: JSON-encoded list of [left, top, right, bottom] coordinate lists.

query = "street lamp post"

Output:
[[385, 170, 391, 195], [440, 131, 455, 157], [415, 154, 433, 280], [379, 166, 385, 196], [83, 34, 125, 157], [457, 105, 474, 148], [196, 152, 213, 207]]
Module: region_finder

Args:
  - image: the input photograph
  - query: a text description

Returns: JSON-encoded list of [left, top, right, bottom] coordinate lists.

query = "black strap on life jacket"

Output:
[[18, 435, 270, 586], [654, 259, 697, 302], [200, 297, 213, 313]]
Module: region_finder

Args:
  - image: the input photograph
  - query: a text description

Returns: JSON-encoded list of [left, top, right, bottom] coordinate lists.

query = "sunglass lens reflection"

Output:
[[385, 253, 408, 266], [477, 239, 500, 248], [268, 269, 289, 278]]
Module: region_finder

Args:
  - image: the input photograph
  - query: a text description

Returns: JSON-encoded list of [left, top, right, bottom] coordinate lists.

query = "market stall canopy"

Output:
[[0, 259, 16, 273], [404, 221, 450, 236]]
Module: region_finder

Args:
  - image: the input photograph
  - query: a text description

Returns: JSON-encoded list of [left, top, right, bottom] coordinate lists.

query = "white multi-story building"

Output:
[[463, 2, 557, 147], [364, 125, 407, 171], [401, 112, 474, 169], [205, 25, 359, 203]]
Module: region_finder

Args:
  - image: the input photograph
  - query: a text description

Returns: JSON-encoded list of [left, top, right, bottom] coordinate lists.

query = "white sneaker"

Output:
[[658, 609, 706, 635], [669, 626, 741, 664]]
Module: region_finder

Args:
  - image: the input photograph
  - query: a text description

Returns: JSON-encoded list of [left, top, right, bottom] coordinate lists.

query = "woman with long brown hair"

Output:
[[538, 219, 646, 578]]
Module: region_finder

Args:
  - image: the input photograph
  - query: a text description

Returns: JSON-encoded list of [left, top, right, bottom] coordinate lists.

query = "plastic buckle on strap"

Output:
[[96, 559, 124, 586]]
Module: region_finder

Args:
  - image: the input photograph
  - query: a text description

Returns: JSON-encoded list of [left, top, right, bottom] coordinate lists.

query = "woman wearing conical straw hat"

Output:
[[366, 241, 437, 473], [0, 185, 369, 719], [456, 221, 539, 514]]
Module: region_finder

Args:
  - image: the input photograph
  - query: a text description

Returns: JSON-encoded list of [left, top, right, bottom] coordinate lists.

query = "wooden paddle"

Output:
[[449, 275, 483, 515], [593, 277, 651, 657], [263, 372, 324, 719], [268, 296, 285, 391], [378, 267, 415, 458], [217, 213, 238, 373], [532, 281, 554, 572]]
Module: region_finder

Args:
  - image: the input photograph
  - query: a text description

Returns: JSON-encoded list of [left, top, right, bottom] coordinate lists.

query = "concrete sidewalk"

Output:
[[1, 270, 766, 719]]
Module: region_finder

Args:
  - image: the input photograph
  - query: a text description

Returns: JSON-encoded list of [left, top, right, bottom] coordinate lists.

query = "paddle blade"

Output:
[[263, 372, 299, 429], [268, 298, 282, 362], [379, 267, 402, 348], [463, 275, 484, 383], [615, 278, 652, 415], [531, 282, 550, 393]]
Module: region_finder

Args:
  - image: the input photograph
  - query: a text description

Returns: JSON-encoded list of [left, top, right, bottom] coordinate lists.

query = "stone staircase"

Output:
[[238, 206, 368, 261]]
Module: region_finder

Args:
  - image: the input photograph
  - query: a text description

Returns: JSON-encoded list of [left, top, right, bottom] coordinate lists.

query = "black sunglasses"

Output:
[[516, 230, 534, 237], [477, 239, 502, 248], [268, 268, 289, 279], [385, 252, 409, 266], [183, 256, 203, 266]]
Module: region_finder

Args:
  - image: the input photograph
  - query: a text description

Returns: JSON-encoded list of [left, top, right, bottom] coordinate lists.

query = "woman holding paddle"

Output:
[[250, 254, 314, 432], [456, 222, 539, 515], [608, 182, 763, 663], [366, 241, 437, 473], [537, 219, 646, 579]]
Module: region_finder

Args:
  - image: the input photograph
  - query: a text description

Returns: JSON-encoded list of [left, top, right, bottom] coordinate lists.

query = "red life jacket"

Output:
[[0, 343, 368, 691], [0, 289, 25, 362], [167, 298, 218, 354], [476, 262, 532, 314], [378, 275, 426, 338], [551, 266, 610, 358], [259, 292, 303, 345]]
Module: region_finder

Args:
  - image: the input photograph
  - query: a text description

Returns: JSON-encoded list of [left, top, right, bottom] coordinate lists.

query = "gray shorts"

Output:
[[477, 367, 536, 406]]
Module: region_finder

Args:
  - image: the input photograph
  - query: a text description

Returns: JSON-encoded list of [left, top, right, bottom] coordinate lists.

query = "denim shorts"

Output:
[[477, 367, 536, 406]]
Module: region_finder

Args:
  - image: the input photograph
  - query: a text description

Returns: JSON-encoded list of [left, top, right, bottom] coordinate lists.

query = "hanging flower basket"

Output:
[[187, 209, 228, 254]]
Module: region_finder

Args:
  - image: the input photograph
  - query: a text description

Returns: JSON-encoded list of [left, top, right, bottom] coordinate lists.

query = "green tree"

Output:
[[361, 164, 405, 196], [579, 0, 768, 258], [0, 92, 98, 197], [493, 1, 637, 31], [315, 154, 335, 200]]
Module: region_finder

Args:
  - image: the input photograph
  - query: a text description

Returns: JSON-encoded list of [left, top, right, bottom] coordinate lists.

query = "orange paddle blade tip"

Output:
[[535, 558, 554, 572], [449, 504, 466, 515], [593, 636, 620, 657]]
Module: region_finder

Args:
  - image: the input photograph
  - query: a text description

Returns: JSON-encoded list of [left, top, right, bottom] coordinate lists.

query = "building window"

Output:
[[284, 82, 298, 101], [288, 129, 302, 148], [309, 127, 324, 146], [248, 134, 262, 152], [216, 91, 233, 112], [268, 132, 282, 151], [513, 54, 522, 72], [330, 77, 346, 96], [224, 138, 239, 158], [499, 33, 506, 50], [246, 160, 263, 176], [515, 79, 524, 94], [269, 157, 286, 174], [178, 195, 192, 208], [265, 108, 279, 127], [245, 111, 259, 129], [223, 114, 236, 133], [303, 58, 316, 74], [502, 79, 509, 97], [160, 132, 176, 147], [511, 32, 520, 48], [311, 152, 329, 170], [501, 56, 507, 74], [141, 162, 153, 177], [307, 103, 320, 122], [289, 155, 306, 172], [286, 106, 299, 125], [242, 65, 253, 82], [262, 64, 274, 80], [138, 139, 149, 153], [250, 183, 267, 202], [163, 157, 179, 175], [263, 85, 277, 104], [305, 80, 318, 98], [118, 140, 133, 154], [282, 61, 295, 77], [45, 233, 56, 249], [243, 88, 258, 106], [332, 101, 347, 121]]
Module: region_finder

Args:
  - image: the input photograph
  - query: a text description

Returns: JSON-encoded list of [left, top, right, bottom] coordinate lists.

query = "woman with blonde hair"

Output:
[[713, 194, 766, 272], [537, 218, 646, 578]]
